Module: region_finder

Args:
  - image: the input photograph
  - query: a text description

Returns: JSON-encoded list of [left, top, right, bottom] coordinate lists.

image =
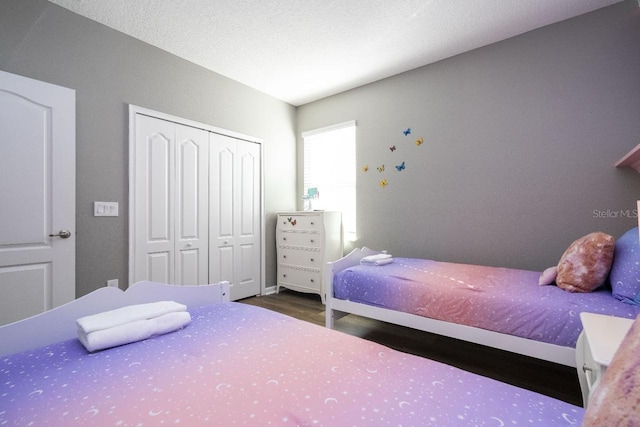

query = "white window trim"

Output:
[[301, 120, 356, 138]]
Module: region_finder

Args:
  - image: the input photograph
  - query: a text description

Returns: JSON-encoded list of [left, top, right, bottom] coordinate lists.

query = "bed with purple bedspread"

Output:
[[1, 302, 584, 426], [333, 258, 640, 348]]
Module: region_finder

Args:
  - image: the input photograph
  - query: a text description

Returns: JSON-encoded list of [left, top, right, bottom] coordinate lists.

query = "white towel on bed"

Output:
[[76, 301, 187, 334], [360, 253, 394, 266], [77, 311, 191, 352]]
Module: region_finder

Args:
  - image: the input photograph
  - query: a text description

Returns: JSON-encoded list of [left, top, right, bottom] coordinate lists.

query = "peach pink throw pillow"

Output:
[[555, 232, 615, 293]]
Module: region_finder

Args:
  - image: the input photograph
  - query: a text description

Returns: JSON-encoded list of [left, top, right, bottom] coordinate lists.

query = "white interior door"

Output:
[[209, 133, 261, 300], [132, 113, 209, 285], [0, 71, 75, 326]]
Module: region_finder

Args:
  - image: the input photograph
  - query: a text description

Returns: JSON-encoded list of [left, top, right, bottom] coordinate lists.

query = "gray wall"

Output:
[[298, 0, 640, 271], [3, 0, 640, 299], [0, 0, 298, 297]]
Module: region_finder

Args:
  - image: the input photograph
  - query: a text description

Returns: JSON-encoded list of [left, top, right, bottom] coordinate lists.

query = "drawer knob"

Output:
[[283, 255, 287, 258], [283, 274, 287, 278], [310, 279, 315, 283], [310, 258, 315, 262], [310, 239, 314, 243], [283, 237, 287, 241], [310, 222, 315, 225]]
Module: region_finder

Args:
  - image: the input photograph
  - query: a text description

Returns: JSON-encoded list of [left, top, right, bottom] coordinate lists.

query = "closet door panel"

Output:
[[238, 243, 257, 285], [147, 251, 171, 284], [216, 145, 235, 238], [236, 142, 261, 298], [240, 150, 257, 237], [175, 125, 209, 285], [211, 245, 234, 284], [177, 249, 200, 285], [134, 115, 175, 283], [209, 134, 236, 287], [147, 133, 172, 241]]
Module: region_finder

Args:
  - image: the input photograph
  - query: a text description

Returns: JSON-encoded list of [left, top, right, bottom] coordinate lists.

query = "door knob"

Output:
[[49, 229, 72, 239]]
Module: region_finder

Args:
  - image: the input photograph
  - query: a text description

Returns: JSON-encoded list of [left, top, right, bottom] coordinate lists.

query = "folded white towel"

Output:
[[76, 301, 187, 334], [78, 311, 191, 352], [360, 254, 394, 266]]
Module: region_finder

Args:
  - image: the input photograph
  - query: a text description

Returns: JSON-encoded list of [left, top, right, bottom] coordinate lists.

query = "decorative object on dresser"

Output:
[[276, 211, 343, 303]]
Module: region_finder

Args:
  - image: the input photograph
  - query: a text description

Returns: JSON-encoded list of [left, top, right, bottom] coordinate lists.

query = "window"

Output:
[[302, 121, 356, 240]]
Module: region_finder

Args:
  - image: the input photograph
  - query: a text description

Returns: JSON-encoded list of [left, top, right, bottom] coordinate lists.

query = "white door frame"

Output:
[[128, 105, 265, 294]]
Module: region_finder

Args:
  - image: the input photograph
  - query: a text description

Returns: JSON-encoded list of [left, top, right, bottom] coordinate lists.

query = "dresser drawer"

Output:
[[278, 266, 321, 292], [277, 231, 321, 248], [277, 214, 322, 231], [278, 248, 322, 268]]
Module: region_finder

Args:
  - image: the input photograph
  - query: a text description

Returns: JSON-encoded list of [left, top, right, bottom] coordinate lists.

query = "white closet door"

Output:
[[235, 140, 261, 299], [133, 115, 176, 284], [209, 133, 235, 289], [175, 125, 209, 285], [209, 133, 261, 300], [132, 115, 209, 285]]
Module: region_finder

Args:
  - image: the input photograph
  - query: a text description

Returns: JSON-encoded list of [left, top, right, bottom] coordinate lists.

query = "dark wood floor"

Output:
[[239, 289, 583, 407]]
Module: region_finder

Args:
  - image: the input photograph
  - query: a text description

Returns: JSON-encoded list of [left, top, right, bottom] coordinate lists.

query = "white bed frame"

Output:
[[0, 281, 230, 357], [325, 248, 576, 368]]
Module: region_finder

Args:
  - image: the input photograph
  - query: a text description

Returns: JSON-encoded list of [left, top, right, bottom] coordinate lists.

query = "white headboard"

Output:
[[0, 281, 230, 356]]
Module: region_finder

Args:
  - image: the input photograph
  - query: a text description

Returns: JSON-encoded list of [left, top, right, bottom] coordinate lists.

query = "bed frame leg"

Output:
[[326, 308, 335, 328], [325, 306, 350, 329]]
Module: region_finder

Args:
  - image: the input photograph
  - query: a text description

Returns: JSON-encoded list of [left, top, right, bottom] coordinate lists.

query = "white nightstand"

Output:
[[576, 312, 634, 407]]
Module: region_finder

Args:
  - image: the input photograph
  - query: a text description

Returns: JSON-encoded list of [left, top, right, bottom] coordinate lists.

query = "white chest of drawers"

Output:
[[276, 211, 343, 304]]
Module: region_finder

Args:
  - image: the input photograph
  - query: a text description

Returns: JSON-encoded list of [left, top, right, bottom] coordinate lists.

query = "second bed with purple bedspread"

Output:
[[333, 258, 640, 347]]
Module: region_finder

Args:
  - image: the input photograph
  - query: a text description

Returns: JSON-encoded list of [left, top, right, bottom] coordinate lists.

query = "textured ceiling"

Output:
[[47, 0, 622, 106]]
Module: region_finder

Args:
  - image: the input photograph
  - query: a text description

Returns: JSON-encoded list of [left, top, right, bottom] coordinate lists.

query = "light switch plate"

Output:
[[94, 201, 119, 217]]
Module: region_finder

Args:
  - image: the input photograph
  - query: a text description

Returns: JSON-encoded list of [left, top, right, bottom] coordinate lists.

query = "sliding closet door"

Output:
[[209, 133, 261, 300], [132, 114, 209, 285]]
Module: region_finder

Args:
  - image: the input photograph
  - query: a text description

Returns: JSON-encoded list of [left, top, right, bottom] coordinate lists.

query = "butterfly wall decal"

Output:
[[362, 164, 369, 172], [403, 128, 411, 136], [379, 178, 388, 188], [396, 161, 405, 171], [377, 165, 385, 173], [389, 145, 396, 152], [415, 137, 424, 146], [287, 217, 297, 226]]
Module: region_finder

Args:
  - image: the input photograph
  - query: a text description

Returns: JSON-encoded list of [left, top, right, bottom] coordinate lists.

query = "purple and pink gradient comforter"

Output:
[[333, 258, 640, 347], [1, 302, 583, 426]]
